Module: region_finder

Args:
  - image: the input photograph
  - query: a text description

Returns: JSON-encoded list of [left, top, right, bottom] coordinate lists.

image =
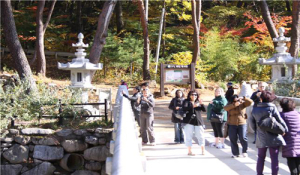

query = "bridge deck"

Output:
[[141, 100, 290, 175]]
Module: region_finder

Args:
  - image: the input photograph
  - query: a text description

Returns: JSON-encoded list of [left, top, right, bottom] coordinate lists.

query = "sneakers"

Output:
[[216, 143, 225, 149], [150, 142, 156, 146], [142, 142, 147, 146], [209, 143, 216, 147], [242, 153, 248, 157], [231, 155, 239, 158]]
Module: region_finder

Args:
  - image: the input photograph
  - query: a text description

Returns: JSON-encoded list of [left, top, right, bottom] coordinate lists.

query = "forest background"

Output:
[[1, 0, 300, 87]]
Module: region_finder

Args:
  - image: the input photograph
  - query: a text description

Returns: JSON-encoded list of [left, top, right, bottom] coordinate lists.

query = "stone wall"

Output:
[[0, 128, 112, 175]]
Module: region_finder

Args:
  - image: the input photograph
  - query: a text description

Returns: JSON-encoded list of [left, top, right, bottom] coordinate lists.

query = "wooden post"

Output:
[[58, 99, 63, 126], [105, 99, 108, 122], [160, 63, 165, 97], [190, 63, 195, 91]]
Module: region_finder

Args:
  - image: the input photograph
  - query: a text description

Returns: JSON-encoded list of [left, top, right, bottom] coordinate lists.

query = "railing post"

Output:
[[105, 99, 108, 122], [58, 99, 63, 126]]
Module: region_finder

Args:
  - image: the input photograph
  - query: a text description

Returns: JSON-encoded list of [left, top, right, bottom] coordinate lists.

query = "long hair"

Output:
[[175, 89, 185, 98], [187, 90, 199, 102], [229, 94, 239, 104]]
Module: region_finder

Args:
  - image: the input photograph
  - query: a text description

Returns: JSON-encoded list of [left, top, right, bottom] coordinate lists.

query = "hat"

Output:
[[227, 82, 233, 86]]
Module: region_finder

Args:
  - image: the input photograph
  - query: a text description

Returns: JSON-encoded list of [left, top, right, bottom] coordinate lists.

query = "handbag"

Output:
[[258, 113, 285, 135], [223, 122, 229, 138], [210, 109, 224, 123], [173, 108, 187, 120]]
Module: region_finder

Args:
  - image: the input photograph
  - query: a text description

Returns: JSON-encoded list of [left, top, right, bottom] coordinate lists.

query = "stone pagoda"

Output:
[[259, 27, 300, 82], [58, 33, 102, 103]]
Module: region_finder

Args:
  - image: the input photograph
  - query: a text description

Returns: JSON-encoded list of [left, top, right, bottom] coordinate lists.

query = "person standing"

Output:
[[279, 98, 300, 175], [207, 87, 228, 149], [169, 90, 185, 144], [137, 87, 156, 146], [224, 95, 252, 158], [122, 86, 141, 126], [182, 90, 206, 156], [121, 79, 128, 89], [250, 81, 267, 144], [225, 82, 234, 102], [250, 91, 288, 175]]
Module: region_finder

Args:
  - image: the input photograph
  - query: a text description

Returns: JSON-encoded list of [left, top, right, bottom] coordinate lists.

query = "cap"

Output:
[[227, 82, 233, 86]]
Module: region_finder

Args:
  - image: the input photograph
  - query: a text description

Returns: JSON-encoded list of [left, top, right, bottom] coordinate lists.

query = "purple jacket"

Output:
[[280, 110, 300, 157]]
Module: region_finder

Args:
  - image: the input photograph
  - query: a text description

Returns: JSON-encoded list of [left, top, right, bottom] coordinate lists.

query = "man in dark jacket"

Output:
[[225, 82, 234, 102], [122, 86, 141, 126]]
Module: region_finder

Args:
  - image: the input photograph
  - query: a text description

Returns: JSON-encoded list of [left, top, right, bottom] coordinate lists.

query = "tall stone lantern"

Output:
[[58, 33, 102, 103], [259, 27, 300, 82]]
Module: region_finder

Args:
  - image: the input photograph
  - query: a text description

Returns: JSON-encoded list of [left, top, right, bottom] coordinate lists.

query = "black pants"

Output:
[[211, 122, 225, 137], [287, 157, 300, 175]]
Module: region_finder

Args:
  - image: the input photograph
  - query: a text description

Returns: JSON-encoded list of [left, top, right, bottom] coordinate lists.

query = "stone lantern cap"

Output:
[[58, 33, 102, 70], [259, 27, 300, 65]]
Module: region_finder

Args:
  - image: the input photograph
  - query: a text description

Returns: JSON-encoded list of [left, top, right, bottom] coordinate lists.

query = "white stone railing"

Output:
[[106, 86, 146, 175]]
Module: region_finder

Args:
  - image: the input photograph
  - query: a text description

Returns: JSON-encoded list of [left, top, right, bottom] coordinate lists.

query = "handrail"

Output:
[[106, 86, 145, 175]]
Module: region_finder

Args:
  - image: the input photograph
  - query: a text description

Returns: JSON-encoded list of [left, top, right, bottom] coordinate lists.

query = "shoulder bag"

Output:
[[258, 113, 285, 135]]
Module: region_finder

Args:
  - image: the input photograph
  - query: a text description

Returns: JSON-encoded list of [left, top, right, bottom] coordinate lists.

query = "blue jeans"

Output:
[[228, 124, 248, 155], [174, 123, 184, 143], [183, 124, 205, 147]]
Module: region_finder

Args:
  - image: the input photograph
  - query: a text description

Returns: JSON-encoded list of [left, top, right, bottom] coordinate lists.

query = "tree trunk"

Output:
[[191, 0, 201, 64], [260, 0, 278, 47], [162, 0, 166, 58], [89, 0, 116, 75], [30, 0, 56, 66], [237, 1, 243, 8], [115, 1, 124, 36], [286, 0, 291, 12], [35, 0, 46, 76], [134, 0, 151, 80], [1, 0, 36, 92], [290, 1, 300, 77], [77, 0, 82, 33]]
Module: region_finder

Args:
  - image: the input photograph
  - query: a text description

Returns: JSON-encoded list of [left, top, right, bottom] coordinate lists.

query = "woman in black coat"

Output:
[[182, 90, 206, 156], [168, 90, 185, 144]]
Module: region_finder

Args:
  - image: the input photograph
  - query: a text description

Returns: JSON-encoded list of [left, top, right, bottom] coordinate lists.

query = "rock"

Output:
[[84, 146, 109, 162], [3, 144, 29, 163], [74, 129, 87, 136], [0, 137, 14, 143], [94, 133, 105, 138], [62, 140, 88, 152], [15, 136, 31, 145], [55, 129, 73, 137], [33, 145, 64, 161], [71, 170, 99, 175], [32, 137, 59, 145], [85, 136, 98, 145], [101, 163, 106, 175], [21, 128, 54, 135], [20, 166, 29, 174], [9, 129, 19, 135], [34, 159, 43, 164], [98, 138, 106, 145], [1, 143, 12, 148], [85, 162, 102, 171], [21, 162, 56, 175], [1, 164, 23, 175]]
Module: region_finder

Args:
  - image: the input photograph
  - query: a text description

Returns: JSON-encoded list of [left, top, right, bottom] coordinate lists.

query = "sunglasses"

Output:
[[143, 89, 149, 91], [190, 94, 197, 96]]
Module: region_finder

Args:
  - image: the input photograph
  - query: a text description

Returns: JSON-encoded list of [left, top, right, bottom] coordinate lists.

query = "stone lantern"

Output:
[[259, 27, 300, 82], [58, 33, 102, 103]]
